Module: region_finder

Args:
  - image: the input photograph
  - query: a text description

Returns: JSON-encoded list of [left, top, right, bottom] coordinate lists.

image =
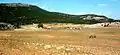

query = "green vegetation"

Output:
[[37, 23, 43, 28], [0, 3, 118, 26]]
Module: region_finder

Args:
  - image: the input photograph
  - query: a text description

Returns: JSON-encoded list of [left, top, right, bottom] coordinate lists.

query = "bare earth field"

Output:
[[0, 28, 120, 55]]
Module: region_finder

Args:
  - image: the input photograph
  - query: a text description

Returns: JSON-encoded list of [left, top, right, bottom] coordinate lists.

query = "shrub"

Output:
[[38, 23, 43, 28]]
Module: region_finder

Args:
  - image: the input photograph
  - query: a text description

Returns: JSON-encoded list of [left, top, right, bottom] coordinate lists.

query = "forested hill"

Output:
[[0, 3, 115, 25]]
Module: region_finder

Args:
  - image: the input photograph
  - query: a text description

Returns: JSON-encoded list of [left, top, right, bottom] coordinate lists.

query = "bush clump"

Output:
[[37, 23, 43, 28]]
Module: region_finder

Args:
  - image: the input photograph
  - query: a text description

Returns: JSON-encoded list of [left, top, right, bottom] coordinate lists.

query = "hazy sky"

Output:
[[0, 0, 120, 19]]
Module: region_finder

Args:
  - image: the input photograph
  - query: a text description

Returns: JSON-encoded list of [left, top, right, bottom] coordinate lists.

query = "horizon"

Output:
[[0, 0, 120, 20]]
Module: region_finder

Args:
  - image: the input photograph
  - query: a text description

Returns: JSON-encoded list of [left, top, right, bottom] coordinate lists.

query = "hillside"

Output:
[[0, 3, 115, 26]]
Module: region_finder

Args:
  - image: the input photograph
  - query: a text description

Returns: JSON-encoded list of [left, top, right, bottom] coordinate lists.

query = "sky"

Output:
[[0, 0, 120, 19]]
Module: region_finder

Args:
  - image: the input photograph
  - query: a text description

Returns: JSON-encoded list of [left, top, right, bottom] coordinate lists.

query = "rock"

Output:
[[44, 45, 52, 49]]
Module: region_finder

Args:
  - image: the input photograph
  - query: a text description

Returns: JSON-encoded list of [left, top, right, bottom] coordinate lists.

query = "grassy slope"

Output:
[[0, 3, 115, 25]]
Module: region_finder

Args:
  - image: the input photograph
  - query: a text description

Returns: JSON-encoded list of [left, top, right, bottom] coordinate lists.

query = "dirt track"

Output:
[[0, 28, 120, 55]]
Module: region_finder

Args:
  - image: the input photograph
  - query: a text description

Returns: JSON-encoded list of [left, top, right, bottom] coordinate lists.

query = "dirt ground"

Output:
[[0, 28, 120, 55]]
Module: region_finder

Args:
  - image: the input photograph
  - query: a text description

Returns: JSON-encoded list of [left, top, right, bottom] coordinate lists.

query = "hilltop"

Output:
[[0, 3, 116, 26]]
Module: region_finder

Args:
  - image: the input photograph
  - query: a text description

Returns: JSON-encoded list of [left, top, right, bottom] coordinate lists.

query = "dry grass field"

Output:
[[0, 28, 120, 55]]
